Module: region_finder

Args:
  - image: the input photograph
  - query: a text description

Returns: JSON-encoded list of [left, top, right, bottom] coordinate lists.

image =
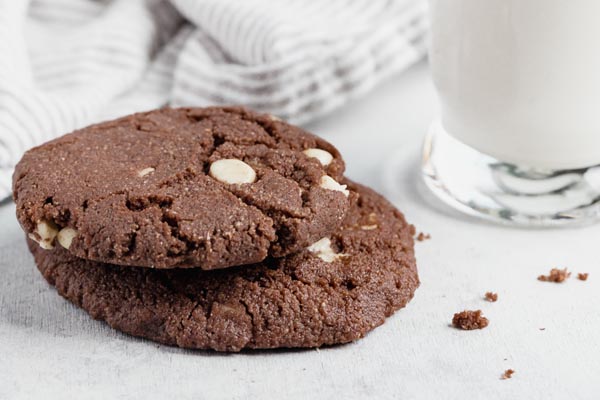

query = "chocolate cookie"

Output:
[[14, 107, 350, 270], [29, 182, 419, 352]]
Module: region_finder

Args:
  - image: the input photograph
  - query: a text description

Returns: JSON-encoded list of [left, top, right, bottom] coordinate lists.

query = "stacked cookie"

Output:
[[13, 107, 419, 352]]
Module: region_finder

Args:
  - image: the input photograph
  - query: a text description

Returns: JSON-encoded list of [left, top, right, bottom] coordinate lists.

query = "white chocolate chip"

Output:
[[31, 220, 59, 250], [303, 148, 333, 166], [268, 114, 281, 121], [57, 227, 78, 249], [307, 237, 347, 263], [319, 175, 349, 197], [360, 224, 378, 230], [138, 167, 155, 177], [209, 159, 256, 184]]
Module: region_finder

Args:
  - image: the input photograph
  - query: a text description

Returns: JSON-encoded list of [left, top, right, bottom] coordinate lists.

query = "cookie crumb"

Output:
[[501, 369, 515, 380], [577, 273, 589, 281], [416, 232, 431, 241], [484, 292, 498, 302], [538, 268, 570, 283], [452, 310, 489, 330]]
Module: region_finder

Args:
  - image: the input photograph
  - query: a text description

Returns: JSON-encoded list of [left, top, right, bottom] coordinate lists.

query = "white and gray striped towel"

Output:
[[0, 0, 428, 200]]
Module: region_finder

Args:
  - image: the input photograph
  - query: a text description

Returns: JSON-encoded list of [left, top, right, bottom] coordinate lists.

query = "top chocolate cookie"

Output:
[[13, 107, 351, 269]]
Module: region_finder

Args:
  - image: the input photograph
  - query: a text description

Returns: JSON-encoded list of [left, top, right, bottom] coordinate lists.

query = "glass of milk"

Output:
[[422, 0, 600, 226]]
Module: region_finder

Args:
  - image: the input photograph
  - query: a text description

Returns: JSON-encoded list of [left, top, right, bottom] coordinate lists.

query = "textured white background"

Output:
[[1, 62, 599, 399]]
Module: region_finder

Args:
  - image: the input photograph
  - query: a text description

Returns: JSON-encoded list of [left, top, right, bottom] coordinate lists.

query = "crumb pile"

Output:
[[452, 310, 489, 330], [538, 268, 571, 283]]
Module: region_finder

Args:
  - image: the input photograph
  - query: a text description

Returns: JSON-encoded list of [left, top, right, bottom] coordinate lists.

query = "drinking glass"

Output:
[[423, 0, 600, 226]]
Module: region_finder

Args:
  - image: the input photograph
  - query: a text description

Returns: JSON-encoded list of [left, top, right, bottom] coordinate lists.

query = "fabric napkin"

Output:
[[0, 0, 428, 200]]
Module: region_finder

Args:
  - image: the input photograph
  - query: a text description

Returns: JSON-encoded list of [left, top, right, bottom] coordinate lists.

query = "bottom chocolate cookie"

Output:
[[29, 182, 419, 352]]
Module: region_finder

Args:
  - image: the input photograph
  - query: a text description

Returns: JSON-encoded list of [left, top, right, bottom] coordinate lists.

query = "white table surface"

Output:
[[2, 61, 600, 400]]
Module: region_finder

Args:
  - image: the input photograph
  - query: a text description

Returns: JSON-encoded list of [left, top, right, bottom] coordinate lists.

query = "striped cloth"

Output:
[[0, 0, 428, 200]]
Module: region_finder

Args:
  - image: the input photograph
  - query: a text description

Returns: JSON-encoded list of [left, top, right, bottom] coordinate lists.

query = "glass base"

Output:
[[421, 121, 600, 227]]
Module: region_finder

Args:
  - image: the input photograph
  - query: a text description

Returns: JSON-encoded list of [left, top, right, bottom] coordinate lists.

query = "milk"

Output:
[[429, 0, 600, 170]]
